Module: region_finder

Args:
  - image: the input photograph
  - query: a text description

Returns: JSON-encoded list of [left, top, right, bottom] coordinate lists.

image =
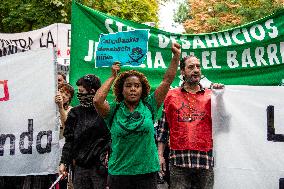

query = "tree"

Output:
[[173, 0, 191, 23], [0, 0, 71, 33], [181, 0, 284, 34], [77, 0, 159, 25], [0, 0, 159, 33]]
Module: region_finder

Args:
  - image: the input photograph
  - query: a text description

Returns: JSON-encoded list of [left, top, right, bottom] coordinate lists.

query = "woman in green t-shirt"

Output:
[[93, 42, 181, 189]]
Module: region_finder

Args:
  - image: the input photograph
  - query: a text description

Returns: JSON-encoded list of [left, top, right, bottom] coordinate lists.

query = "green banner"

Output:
[[70, 2, 284, 103]]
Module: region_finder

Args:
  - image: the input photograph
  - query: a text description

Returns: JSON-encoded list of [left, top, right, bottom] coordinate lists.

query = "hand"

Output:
[[105, 152, 109, 168], [111, 61, 121, 78], [59, 163, 68, 179], [171, 42, 181, 57], [55, 92, 64, 109], [211, 83, 225, 89], [159, 154, 166, 176]]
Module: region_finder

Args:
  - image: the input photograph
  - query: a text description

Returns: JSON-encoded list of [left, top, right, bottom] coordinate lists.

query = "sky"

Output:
[[158, 0, 185, 33]]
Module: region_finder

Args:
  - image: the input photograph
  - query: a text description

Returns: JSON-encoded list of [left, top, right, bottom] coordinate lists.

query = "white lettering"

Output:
[[211, 51, 221, 68], [105, 19, 114, 33], [146, 51, 153, 68], [227, 51, 239, 68], [116, 22, 125, 32], [255, 47, 267, 66], [201, 51, 212, 69], [154, 52, 166, 68], [280, 42, 284, 63], [232, 29, 245, 44], [267, 44, 280, 65], [242, 48, 255, 68], [217, 32, 232, 46], [265, 19, 278, 38], [193, 36, 206, 49], [242, 28, 252, 42], [158, 34, 170, 48], [84, 40, 94, 62], [180, 35, 190, 49], [205, 34, 219, 48], [170, 36, 178, 44], [250, 24, 265, 41]]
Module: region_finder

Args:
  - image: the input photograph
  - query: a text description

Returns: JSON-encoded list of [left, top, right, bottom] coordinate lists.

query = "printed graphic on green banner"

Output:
[[96, 30, 149, 67]]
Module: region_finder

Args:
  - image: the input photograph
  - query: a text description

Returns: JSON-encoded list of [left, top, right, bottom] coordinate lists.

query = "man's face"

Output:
[[122, 76, 142, 104], [181, 57, 201, 85]]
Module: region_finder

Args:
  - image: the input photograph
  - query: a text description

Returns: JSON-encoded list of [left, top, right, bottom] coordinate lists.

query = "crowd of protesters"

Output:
[[1, 42, 224, 189]]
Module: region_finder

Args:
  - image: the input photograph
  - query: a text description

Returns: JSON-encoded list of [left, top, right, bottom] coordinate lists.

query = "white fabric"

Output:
[[0, 48, 60, 176], [212, 86, 284, 189], [0, 23, 70, 68]]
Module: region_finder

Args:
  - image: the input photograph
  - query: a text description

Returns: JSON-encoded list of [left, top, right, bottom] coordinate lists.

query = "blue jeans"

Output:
[[169, 163, 214, 189]]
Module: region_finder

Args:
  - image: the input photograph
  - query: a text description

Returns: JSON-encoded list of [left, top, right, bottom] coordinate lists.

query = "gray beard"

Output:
[[184, 76, 200, 86]]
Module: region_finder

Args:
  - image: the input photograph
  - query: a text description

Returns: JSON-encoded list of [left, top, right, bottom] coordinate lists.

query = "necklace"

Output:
[[181, 89, 198, 122]]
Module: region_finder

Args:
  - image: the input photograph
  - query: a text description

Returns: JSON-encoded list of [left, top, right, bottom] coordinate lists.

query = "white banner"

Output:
[[0, 49, 60, 176], [0, 23, 71, 74], [212, 86, 284, 189]]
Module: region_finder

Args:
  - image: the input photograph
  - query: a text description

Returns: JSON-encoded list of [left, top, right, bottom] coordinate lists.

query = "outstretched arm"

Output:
[[93, 62, 120, 118], [155, 42, 181, 108]]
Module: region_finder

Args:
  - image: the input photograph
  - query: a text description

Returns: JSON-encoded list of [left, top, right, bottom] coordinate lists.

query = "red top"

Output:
[[164, 87, 212, 152]]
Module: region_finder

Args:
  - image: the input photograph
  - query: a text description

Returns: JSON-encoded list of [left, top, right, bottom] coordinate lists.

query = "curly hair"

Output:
[[113, 70, 150, 102]]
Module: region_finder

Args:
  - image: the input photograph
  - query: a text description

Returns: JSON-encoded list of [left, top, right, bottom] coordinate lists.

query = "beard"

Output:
[[184, 75, 200, 85]]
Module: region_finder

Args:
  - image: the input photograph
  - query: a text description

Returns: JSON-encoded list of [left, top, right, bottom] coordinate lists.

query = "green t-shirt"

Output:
[[105, 93, 160, 175]]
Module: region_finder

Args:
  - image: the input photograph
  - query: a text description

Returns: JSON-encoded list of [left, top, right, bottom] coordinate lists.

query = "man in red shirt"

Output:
[[157, 55, 224, 189]]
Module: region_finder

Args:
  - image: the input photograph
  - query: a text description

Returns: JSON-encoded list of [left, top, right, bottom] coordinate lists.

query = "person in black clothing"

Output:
[[59, 74, 110, 189]]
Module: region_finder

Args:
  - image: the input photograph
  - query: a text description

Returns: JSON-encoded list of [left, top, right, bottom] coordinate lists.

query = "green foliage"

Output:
[[0, 0, 159, 33], [78, 0, 159, 25], [236, 0, 283, 24], [173, 1, 191, 23], [0, 0, 71, 33]]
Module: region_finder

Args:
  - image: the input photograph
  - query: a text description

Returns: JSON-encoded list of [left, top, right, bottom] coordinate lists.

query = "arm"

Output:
[[59, 109, 76, 177], [158, 142, 166, 174], [155, 42, 181, 108], [93, 62, 120, 118], [156, 110, 170, 174], [55, 93, 66, 126], [55, 93, 71, 129]]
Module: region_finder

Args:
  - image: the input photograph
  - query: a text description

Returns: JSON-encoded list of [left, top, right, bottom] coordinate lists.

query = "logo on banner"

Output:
[[0, 80, 9, 101], [95, 29, 149, 67]]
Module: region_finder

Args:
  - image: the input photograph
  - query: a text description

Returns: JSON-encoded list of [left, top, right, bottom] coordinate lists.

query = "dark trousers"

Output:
[[73, 165, 107, 189], [0, 176, 24, 189], [169, 163, 214, 189], [108, 172, 158, 189]]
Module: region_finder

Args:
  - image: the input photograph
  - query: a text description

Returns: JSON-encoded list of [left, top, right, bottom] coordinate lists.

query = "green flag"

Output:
[[70, 2, 284, 104]]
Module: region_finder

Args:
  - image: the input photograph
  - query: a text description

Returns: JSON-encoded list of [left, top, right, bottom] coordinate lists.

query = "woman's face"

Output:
[[57, 74, 65, 85], [59, 89, 72, 104], [122, 76, 142, 104]]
